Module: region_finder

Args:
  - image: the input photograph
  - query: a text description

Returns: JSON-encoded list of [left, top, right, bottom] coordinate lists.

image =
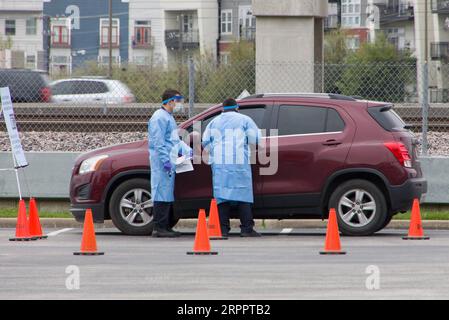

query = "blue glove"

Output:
[[189, 150, 193, 159], [163, 161, 172, 173]]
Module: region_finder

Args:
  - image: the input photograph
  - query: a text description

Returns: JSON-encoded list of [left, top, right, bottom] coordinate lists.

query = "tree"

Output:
[[337, 33, 416, 102], [324, 29, 348, 64], [324, 29, 349, 94]]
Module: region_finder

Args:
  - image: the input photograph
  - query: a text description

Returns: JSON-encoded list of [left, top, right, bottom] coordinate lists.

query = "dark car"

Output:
[[0, 69, 52, 102], [69, 93, 427, 236]]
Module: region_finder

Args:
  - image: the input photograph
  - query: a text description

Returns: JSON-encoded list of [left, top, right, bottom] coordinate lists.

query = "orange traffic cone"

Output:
[[320, 208, 346, 255], [9, 199, 38, 241], [28, 198, 47, 239], [403, 199, 430, 240], [187, 209, 218, 255], [208, 199, 228, 240], [74, 209, 104, 255]]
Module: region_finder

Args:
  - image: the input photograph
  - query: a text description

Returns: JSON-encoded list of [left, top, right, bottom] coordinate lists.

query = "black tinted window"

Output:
[[74, 81, 108, 94], [239, 107, 266, 128], [199, 106, 266, 133], [368, 106, 406, 132], [278, 105, 345, 136], [52, 81, 73, 95], [278, 105, 326, 135], [326, 108, 345, 132]]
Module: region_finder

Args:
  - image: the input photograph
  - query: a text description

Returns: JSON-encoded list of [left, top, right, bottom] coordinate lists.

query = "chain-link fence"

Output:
[[1, 59, 449, 155]]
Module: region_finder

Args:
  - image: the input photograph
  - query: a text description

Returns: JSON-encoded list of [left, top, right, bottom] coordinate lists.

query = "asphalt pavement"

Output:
[[0, 227, 448, 300]]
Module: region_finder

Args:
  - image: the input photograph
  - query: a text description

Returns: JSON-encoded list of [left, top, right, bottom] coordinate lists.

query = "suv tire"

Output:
[[329, 179, 388, 236], [109, 178, 178, 235]]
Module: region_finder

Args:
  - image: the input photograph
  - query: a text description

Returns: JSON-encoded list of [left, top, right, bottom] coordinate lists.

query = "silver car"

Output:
[[50, 78, 135, 104]]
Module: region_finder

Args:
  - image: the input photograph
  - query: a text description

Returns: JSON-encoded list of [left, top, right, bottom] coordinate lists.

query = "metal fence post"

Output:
[[188, 57, 195, 118], [421, 62, 429, 156]]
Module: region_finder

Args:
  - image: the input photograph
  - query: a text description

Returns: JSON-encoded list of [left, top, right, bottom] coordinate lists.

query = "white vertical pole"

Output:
[[11, 153, 23, 201]]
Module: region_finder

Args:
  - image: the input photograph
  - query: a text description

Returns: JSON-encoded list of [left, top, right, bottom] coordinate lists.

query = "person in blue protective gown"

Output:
[[148, 89, 192, 238], [202, 98, 262, 237]]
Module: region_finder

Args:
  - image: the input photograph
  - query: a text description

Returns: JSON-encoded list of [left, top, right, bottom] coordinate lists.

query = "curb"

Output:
[[1, 218, 449, 230]]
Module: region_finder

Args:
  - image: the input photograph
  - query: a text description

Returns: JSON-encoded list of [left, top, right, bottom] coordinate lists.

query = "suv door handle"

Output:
[[322, 139, 342, 146]]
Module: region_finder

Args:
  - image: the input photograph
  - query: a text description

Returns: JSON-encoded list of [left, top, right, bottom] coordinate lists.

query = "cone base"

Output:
[[74, 251, 105, 256], [186, 251, 218, 255], [32, 235, 48, 239], [402, 236, 430, 240], [210, 236, 228, 240], [9, 237, 39, 241], [320, 250, 346, 255]]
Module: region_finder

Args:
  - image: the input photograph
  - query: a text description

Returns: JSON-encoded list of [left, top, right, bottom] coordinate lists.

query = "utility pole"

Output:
[[108, 0, 113, 79], [424, 0, 428, 62]]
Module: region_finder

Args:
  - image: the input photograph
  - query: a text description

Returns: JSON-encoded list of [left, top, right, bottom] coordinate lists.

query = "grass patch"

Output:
[[0, 208, 71, 218], [393, 209, 449, 220]]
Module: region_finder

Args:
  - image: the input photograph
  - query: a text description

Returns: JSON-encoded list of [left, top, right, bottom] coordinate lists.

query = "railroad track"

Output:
[[1, 103, 449, 132]]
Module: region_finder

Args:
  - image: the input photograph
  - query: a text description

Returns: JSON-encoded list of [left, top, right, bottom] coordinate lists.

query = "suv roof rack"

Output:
[[241, 93, 358, 101]]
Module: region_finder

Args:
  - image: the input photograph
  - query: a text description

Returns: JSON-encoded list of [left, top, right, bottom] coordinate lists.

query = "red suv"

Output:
[[69, 93, 427, 236]]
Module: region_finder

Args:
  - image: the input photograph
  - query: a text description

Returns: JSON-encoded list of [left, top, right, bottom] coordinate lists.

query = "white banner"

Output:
[[0, 87, 28, 168]]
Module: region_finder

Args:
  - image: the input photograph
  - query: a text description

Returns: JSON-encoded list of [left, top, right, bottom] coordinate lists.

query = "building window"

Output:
[[26, 18, 37, 35], [5, 20, 15, 36], [26, 55, 36, 69], [100, 18, 119, 47], [221, 9, 232, 34], [52, 24, 70, 46], [134, 20, 151, 47], [346, 36, 361, 50], [220, 53, 230, 65]]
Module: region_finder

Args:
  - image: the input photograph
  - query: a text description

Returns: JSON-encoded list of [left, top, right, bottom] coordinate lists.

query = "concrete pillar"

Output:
[[252, 0, 328, 93]]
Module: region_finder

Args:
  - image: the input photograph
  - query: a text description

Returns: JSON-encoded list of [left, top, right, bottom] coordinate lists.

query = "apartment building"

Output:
[[325, 0, 341, 31], [0, 0, 45, 70], [372, 0, 415, 52], [129, 0, 218, 66], [43, 0, 129, 75], [218, 0, 255, 62]]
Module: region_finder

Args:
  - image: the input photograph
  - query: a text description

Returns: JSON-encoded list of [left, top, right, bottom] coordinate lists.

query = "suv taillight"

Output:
[[384, 142, 412, 168], [40, 87, 52, 102]]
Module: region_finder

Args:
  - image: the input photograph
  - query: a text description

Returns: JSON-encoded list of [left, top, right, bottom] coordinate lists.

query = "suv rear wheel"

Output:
[[329, 179, 388, 236], [109, 178, 178, 235]]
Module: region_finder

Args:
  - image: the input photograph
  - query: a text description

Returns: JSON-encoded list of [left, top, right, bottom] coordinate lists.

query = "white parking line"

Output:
[[47, 228, 74, 237], [280, 228, 293, 234]]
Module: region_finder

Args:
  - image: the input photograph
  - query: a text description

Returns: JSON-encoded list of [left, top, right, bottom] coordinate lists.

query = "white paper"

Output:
[[0, 87, 28, 168], [176, 156, 194, 174]]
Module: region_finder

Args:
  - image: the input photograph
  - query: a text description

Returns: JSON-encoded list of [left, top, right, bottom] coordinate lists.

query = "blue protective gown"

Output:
[[202, 111, 261, 204], [148, 108, 191, 202]]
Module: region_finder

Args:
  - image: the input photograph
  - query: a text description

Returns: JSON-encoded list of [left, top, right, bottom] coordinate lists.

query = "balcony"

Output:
[[432, 0, 449, 13], [240, 27, 256, 41], [378, 3, 414, 25], [431, 42, 449, 61], [165, 29, 199, 50]]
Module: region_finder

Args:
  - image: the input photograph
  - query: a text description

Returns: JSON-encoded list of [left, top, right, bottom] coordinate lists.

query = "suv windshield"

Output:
[[368, 105, 406, 132]]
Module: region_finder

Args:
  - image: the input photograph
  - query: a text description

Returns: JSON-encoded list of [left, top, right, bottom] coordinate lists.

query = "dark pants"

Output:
[[218, 202, 255, 234], [153, 201, 173, 230]]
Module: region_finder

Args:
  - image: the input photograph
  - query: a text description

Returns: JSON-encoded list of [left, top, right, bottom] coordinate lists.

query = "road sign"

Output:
[[0, 87, 28, 168]]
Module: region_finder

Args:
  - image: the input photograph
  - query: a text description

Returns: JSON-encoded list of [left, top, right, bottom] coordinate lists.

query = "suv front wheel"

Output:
[[109, 178, 178, 235], [329, 179, 388, 236]]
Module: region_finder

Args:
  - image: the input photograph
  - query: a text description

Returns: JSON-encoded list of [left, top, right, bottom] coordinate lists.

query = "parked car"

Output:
[[50, 78, 135, 104], [0, 69, 52, 102], [69, 93, 427, 236]]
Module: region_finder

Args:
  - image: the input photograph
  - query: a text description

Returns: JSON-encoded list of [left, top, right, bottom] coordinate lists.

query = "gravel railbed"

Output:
[[0, 131, 449, 156]]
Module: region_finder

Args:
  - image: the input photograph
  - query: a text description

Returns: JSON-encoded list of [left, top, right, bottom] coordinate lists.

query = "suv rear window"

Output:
[[368, 105, 406, 132], [277, 105, 345, 136]]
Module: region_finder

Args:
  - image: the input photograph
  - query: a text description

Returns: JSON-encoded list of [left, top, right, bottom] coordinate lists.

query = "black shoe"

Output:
[[168, 228, 182, 236], [152, 228, 180, 238], [240, 230, 261, 237]]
